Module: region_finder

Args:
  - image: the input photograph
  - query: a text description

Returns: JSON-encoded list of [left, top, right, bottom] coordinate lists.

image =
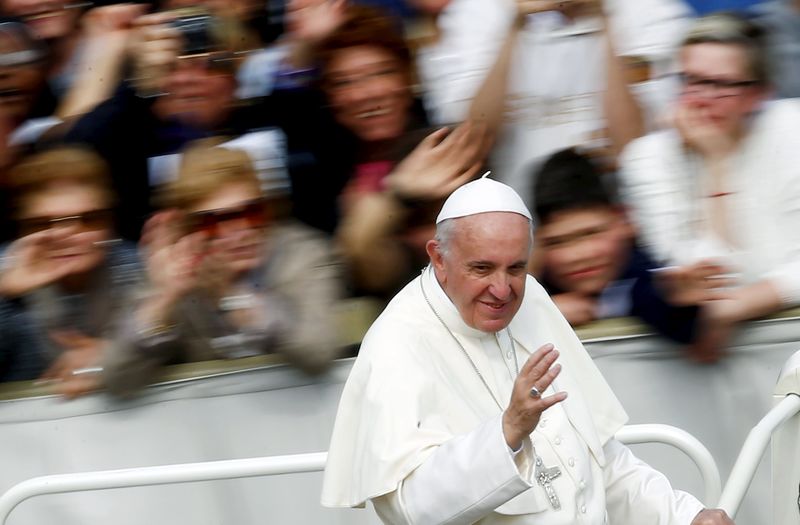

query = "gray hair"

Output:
[[681, 12, 769, 85], [434, 216, 534, 259]]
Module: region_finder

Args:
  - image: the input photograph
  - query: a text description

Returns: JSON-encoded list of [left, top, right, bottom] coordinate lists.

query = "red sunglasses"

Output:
[[183, 199, 268, 236]]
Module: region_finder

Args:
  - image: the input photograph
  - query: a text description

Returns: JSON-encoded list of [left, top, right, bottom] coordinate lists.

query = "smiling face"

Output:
[[156, 56, 236, 129], [428, 212, 532, 333], [0, 31, 45, 122], [323, 44, 411, 143], [537, 206, 632, 295], [1, 0, 78, 40], [678, 42, 767, 136], [18, 181, 112, 276], [186, 181, 267, 275]]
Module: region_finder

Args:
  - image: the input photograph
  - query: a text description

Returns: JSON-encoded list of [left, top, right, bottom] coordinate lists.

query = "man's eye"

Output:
[[508, 265, 526, 276]]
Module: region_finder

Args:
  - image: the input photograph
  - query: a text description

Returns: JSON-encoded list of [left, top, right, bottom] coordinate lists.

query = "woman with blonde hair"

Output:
[[0, 146, 141, 396], [104, 142, 344, 397]]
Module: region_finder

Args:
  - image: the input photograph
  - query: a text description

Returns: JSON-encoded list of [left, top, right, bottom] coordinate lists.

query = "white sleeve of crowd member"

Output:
[[418, 0, 516, 126], [603, 439, 705, 524], [617, 131, 684, 265], [372, 414, 534, 525], [759, 101, 800, 305], [607, 0, 691, 129]]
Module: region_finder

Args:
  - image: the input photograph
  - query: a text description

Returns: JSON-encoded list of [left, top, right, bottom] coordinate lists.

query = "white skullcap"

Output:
[[436, 173, 532, 224]]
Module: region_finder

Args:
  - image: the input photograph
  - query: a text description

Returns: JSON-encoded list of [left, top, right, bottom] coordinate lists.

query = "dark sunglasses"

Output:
[[19, 209, 112, 235], [184, 199, 268, 236]]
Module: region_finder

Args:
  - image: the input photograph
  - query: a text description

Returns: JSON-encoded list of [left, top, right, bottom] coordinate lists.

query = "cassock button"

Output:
[[579, 479, 586, 490], [554, 436, 562, 445], [580, 505, 587, 514], [568, 458, 575, 467], [506, 351, 513, 359]]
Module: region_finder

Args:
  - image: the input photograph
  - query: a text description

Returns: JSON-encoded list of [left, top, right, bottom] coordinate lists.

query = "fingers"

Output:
[[520, 342, 555, 376], [420, 126, 451, 149]]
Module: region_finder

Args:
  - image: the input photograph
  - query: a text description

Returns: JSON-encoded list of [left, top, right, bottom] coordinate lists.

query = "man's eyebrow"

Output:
[[466, 260, 494, 267]]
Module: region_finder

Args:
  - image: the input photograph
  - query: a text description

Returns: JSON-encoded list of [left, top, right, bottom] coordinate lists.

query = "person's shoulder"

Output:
[[760, 98, 800, 127], [271, 218, 332, 246], [623, 128, 680, 159], [358, 278, 434, 357]]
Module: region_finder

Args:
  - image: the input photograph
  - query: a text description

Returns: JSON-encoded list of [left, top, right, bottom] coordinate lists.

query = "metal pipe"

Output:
[[717, 394, 800, 518], [0, 452, 328, 524], [617, 423, 721, 506]]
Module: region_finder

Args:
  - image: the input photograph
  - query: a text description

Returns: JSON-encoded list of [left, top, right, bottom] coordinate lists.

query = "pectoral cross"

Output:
[[535, 456, 562, 510]]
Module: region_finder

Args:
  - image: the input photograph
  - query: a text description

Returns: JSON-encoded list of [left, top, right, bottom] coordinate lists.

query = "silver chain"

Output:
[[419, 275, 519, 411]]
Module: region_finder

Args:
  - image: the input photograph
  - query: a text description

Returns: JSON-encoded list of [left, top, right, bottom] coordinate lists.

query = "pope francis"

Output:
[[322, 176, 733, 525]]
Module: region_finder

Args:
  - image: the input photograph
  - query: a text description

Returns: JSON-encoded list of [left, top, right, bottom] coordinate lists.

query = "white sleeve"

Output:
[[603, 439, 704, 525], [372, 414, 533, 525], [418, 0, 516, 125], [618, 132, 686, 265]]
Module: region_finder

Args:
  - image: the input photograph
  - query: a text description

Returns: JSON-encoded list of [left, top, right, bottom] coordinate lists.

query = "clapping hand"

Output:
[[141, 211, 206, 300], [385, 121, 488, 203], [656, 260, 734, 307]]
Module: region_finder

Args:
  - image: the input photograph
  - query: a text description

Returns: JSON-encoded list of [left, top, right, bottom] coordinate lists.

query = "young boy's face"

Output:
[[537, 206, 632, 295]]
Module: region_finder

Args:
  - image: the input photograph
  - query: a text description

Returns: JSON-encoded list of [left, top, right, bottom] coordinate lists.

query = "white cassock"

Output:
[[322, 266, 704, 524]]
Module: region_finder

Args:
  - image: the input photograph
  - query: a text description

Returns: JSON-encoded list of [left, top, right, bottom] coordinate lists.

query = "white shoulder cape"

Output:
[[321, 269, 628, 510]]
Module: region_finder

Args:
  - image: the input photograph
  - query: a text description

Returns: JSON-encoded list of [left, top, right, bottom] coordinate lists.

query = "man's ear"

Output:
[[426, 239, 443, 269]]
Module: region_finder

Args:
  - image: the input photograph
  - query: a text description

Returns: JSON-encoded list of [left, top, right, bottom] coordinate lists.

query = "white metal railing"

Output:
[[717, 394, 800, 518], [0, 425, 721, 524], [616, 423, 721, 506], [0, 452, 327, 525]]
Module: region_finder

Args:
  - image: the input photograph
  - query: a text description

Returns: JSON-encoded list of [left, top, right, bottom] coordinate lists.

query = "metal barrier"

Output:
[[717, 394, 800, 519], [617, 423, 722, 506], [0, 452, 327, 525], [0, 424, 722, 525]]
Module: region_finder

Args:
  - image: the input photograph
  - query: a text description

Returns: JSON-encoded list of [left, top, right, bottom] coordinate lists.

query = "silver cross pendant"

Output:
[[535, 456, 562, 510]]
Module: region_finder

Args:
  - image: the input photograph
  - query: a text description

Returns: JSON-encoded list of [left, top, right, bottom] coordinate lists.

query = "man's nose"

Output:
[[488, 273, 512, 301]]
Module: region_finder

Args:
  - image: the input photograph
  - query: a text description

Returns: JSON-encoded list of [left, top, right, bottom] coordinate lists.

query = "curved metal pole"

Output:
[[0, 452, 328, 525], [717, 394, 800, 518], [617, 423, 722, 506]]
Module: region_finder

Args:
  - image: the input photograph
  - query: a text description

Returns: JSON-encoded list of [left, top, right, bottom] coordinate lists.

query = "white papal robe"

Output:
[[321, 266, 704, 524]]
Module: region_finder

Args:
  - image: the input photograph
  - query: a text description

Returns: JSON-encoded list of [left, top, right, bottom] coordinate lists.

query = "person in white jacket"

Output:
[[322, 176, 733, 525], [619, 13, 800, 362]]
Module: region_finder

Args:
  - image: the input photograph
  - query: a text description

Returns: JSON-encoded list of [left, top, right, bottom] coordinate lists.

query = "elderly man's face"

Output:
[[428, 212, 531, 333]]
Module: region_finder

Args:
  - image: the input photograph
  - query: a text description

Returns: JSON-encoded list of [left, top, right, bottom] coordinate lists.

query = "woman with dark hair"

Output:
[[314, 5, 486, 297]]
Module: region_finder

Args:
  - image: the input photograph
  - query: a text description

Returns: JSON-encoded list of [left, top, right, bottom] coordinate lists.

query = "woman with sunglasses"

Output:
[[104, 143, 344, 398], [0, 146, 142, 396]]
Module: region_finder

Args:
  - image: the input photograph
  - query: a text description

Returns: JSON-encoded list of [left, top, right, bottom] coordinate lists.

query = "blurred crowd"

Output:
[[1, 0, 800, 398]]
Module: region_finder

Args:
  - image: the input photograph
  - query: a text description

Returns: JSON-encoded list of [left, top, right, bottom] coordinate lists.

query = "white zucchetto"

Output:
[[436, 172, 533, 224]]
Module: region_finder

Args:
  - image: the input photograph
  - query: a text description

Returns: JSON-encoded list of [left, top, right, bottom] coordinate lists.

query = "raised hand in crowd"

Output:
[[57, 3, 147, 119], [516, 0, 601, 18], [338, 122, 488, 294], [0, 230, 99, 298], [385, 122, 488, 203], [128, 12, 182, 97], [284, 0, 347, 69]]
